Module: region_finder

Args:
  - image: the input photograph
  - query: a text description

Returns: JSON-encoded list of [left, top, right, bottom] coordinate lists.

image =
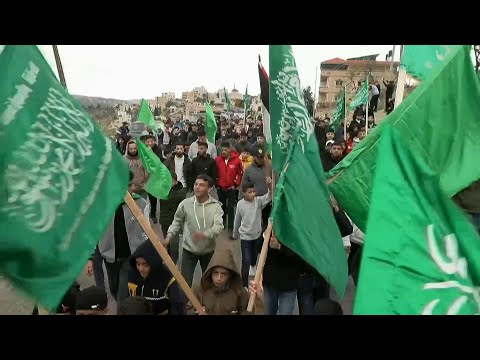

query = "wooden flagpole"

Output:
[[123, 192, 203, 314], [49, 46, 203, 315], [247, 155, 275, 313]]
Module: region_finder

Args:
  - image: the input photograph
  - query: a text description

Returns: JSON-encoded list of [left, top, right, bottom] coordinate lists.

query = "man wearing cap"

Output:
[[239, 147, 272, 230]]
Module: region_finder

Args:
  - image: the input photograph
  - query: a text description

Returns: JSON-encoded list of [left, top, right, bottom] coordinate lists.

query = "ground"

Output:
[[0, 226, 356, 315]]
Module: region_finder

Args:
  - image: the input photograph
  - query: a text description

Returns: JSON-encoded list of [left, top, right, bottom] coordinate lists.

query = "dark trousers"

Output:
[[385, 93, 393, 109], [104, 258, 130, 303], [162, 226, 179, 264], [148, 193, 158, 219], [217, 188, 237, 230], [312, 273, 330, 304], [240, 237, 262, 287], [369, 94, 380, 112], [181, 249, 214, 287], [348, 243, 362, 286], [92, 247, 105, 290], [297, 273, 316, 315]]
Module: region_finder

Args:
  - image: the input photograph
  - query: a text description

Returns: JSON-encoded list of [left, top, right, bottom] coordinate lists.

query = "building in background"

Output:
[[316, 54, 399, 118]]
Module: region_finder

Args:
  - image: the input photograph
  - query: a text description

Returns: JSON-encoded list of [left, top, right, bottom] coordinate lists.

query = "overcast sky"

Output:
[[38, 45, 400, 100]]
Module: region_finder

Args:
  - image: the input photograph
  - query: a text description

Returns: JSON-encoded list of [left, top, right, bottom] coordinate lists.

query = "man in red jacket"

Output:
[[215, 141, 243, 233]]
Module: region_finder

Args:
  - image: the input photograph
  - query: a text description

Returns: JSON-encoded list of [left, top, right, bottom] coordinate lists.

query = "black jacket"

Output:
[[159, 182, 186, 231], [151, 144, 165, 163], [321, 153, 342, 173], [190, 154, 217, 190], [263, 242, 305, 292], [164, 155, 192, 189], [128, 241, 186, 315]]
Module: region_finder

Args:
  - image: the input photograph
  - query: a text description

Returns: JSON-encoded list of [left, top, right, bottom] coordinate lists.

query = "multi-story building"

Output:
[[161, 92, 176, 101], [316, 54, 399, 118], [182, 91, 195, 103]]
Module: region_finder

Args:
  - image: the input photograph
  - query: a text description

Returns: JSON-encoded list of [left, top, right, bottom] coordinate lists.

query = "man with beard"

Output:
[[124, 140, 148, 198], [321, 142, 344, 173], [164, 143, 192, 190], [187, 123, 199, 144], [234, 130, 252, 154]]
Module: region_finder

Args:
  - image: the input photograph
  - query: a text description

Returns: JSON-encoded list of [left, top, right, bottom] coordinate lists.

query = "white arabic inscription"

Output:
[[4, 85, 97, 234], [270, 47, 314, 156], [421, 224, 480, 315]]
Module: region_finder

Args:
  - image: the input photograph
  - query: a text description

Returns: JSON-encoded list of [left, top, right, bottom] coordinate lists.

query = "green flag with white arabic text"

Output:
[[402, 45, 462, 80], [0, 45, 129, 311], [354, 125, 480, 315], [347, 78, 368, 111], [329, 89, 345, 132], [269, 45, 348, 298]]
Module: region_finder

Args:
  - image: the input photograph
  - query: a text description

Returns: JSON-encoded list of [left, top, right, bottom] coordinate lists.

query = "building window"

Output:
[[335, 79, 343, 86]]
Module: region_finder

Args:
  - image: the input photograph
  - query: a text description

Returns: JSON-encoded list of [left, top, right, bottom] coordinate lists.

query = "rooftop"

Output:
[[321, 57, 399, 66]]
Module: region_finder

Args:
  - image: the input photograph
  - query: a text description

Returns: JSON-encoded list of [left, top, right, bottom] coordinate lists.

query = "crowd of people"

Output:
[[60, 113, 367, 316], [38, 101, 480, 316]]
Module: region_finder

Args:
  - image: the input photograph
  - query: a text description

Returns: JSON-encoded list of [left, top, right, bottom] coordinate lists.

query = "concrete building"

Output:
[[316, 54, 399, 118], [161, 92, 176, 101], [182, 91, 195, 103]]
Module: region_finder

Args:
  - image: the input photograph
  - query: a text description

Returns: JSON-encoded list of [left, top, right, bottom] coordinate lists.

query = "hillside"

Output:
[[73, 95, 141, 108]]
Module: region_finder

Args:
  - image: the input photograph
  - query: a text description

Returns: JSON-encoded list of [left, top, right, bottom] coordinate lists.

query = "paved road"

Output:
[[0, 226, 355, 315]]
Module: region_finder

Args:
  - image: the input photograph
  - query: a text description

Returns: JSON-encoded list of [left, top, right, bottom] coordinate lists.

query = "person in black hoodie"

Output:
[[262, 228, 305, 315], [128, 240, 186, 315], [189, 141, 218, 198], [159, 172, 186, 264]]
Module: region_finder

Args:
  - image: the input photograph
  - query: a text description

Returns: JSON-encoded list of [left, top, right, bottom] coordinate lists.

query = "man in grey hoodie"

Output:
[[85, 170, 150, 304], [165, 174, 224, 287]]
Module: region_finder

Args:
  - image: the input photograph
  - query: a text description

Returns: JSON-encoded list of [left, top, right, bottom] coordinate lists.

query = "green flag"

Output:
[[347, 78, 368, 111], [224, 87, 233, 112], [329, 89, 345, 132], [136, 139, 172, 200], [328, 45, 480, 232], [0, 45, 129, 311], [205, 101, 216, 143], [270, 45, 348, 297], [402, 45, 461, 80], [138, 99, 157, 135], [354, 125, 480, 315]]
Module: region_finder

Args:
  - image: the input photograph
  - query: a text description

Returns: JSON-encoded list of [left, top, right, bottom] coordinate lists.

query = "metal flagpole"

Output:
[[365, 76, 369, 135], [344, 85, 347, 140], [52, 45, 67, 89], [313, 66, 318, 119]]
